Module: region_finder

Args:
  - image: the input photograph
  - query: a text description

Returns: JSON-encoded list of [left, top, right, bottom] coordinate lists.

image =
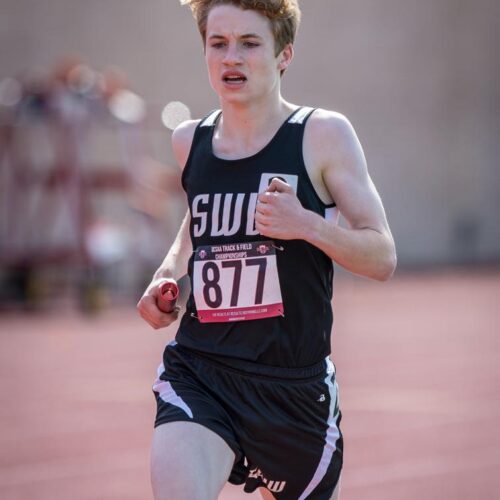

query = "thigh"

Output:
[[238, 367, 343, 499], [153, 342, 244, 471], [151, 421, 235, 500]]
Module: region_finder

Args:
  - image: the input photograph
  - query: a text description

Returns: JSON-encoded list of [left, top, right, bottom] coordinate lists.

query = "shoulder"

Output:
[[307, 108, 358, 150], [171, 119, 201, 169], [305, 108, 365, 173]]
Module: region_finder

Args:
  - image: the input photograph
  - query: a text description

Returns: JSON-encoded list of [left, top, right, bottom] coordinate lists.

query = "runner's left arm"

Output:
[[255, 111, 396, 281]]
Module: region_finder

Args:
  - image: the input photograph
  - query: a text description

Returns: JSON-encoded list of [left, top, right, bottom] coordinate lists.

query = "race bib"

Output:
[[192, 241, 284, 323]]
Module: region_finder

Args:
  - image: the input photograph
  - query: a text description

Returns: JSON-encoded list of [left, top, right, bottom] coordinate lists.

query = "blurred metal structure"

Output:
[[0, 62, 181, 310]]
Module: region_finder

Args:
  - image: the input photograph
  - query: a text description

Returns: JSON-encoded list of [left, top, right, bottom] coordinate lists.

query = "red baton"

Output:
[[157, 282, 179, 313]]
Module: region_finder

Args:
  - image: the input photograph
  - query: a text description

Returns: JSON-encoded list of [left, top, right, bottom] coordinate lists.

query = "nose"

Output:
[[222, 42, 243, 65]]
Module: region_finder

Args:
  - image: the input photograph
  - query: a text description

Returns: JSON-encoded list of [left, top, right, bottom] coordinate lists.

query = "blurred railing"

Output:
[[0, 60, 185, 312]]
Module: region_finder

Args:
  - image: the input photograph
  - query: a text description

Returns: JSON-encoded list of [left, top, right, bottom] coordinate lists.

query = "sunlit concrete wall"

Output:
[[1, 0, 499, 266]]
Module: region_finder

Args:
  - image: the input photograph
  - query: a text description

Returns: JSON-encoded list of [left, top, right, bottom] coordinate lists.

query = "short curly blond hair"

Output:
[[180, 0, 301, 55]]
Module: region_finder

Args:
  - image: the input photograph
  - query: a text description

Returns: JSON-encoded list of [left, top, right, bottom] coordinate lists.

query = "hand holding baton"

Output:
[[156, 281, 179, 313]]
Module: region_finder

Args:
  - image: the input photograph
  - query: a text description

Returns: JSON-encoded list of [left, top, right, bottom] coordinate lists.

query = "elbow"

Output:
[[380, 258, 397, 281], [371, 247, 397, 282]]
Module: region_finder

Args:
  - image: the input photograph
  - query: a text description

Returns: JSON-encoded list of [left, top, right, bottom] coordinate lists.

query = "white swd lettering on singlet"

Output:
[[211, 193, 245, 237], [248, 468, 287, 493], [192, 194, 209, 237], [191, 192, 259, 237], [246, 193, 259, 235]]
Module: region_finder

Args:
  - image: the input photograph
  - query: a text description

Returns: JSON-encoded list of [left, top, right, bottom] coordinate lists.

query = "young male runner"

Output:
[[137, 1, 396, 499]]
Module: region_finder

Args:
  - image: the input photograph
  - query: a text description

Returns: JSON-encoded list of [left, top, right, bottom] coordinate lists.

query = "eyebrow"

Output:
[[208, 33, 264, 40]]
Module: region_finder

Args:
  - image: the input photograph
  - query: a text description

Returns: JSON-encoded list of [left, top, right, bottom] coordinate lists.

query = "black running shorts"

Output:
[[153, 341, 343, 499]]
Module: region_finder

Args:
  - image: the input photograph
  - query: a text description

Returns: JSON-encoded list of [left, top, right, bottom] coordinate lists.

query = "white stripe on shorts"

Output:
[[298, 358, 341, 500], [153, 362, 193, 419]]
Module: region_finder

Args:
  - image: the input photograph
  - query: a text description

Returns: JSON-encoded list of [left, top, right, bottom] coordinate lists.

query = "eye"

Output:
[[243, 41, 259, 48], [211, 42, 226, 49]]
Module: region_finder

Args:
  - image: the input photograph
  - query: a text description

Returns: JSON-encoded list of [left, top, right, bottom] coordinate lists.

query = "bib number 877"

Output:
[[192, 241, 283, 322], [202, 258, 266, 308]]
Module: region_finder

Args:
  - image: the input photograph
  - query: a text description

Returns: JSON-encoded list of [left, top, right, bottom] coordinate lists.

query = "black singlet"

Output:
[[176, 106, 337, 368]]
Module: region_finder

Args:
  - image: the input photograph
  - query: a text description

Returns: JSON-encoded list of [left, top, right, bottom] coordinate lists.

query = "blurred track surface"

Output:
[[0, 270, 498, 499]]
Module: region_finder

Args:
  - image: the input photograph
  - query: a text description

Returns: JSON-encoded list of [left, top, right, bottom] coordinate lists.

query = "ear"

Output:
[[278, 43, 294, 72]]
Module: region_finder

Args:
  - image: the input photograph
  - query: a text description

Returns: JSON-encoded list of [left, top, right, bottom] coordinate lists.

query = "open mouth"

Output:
[[222, 73, 247, 84]]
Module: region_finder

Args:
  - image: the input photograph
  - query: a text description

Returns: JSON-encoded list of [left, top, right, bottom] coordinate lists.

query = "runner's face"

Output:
[[205, 5, 290, 104]]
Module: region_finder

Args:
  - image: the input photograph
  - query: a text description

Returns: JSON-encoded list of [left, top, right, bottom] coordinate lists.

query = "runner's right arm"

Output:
[[136, 212, 192, 329], [136, 119, 199, 329]]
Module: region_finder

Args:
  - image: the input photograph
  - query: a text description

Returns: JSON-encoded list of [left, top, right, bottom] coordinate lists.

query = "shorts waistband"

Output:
[[174, 343, 332, 381]]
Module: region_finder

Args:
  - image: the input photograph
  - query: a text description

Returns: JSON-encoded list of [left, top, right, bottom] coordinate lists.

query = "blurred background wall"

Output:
[[1, 0, 499, 307]]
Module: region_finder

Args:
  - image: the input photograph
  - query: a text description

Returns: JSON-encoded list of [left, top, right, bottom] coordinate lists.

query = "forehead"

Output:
[[206, 4, 273, 39]]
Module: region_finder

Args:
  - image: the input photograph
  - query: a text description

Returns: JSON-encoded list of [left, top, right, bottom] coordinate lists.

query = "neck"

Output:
[[217, 97, 295, 144]]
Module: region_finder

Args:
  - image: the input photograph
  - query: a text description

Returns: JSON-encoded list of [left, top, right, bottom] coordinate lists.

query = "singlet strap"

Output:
[[199, 109, 222, 127], [181, 110, 220, 191], [288, 106, 315, 124]]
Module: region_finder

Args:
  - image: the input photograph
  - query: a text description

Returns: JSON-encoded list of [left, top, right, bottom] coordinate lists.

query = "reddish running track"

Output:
[[0, 269, 498, 499]]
